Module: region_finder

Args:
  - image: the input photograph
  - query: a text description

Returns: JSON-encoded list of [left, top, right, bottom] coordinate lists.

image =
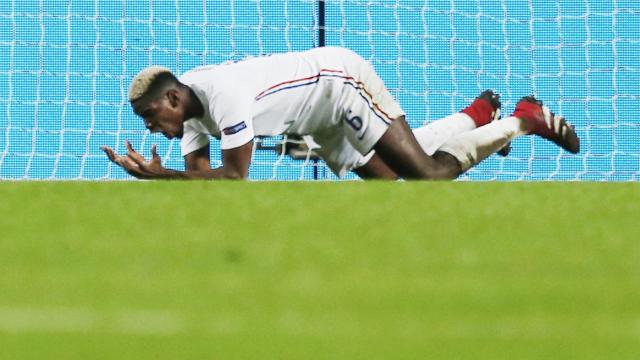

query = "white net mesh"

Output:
[[1, 0, 639, 180]]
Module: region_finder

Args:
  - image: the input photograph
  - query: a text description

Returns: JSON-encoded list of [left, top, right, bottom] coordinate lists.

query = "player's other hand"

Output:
[[101, 140, 166, 179]]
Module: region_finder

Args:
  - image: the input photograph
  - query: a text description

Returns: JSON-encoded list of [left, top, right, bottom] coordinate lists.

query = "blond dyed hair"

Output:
[[128, 66, 174, 102]]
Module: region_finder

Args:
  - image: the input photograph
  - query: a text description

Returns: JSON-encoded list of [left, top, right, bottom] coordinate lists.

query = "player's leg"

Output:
[[371, 95, 580, 178], [309, 124, 435, 181], [411, 113, 476, 156], [435, 116, 525, 172], [411, 89, 509, 156], [372, 115, 463, 180], [352, 153, 398, 179], [435, 96, 579, 172], [355, 94, 579, 179], [330, 106, 462, 179], [353, 150, 459, 180], [355, 114, 513, 180], [354, 90, 503, 179]]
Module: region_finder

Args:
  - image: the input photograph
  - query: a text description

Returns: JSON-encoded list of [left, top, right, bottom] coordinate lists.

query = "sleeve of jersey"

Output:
[[180, 119, 210, 157], [213, 93, 255, 150]]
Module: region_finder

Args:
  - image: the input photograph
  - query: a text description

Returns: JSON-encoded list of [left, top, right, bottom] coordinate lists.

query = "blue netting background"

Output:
[[1, 0, 638, 180]]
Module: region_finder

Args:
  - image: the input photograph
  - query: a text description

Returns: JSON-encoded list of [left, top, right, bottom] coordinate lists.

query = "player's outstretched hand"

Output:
[[101, 140, 167, 179]]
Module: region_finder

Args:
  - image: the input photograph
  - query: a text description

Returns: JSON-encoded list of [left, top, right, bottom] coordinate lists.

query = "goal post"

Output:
[[1, 0, 638, 180]]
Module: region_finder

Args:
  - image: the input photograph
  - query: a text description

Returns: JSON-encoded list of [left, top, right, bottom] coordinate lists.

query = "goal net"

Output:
[[1, 0, 638, 180]]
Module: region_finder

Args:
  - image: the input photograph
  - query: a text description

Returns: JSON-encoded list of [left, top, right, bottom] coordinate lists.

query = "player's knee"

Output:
[[407, 156, 460, 180], [432, 151, 463, 179]]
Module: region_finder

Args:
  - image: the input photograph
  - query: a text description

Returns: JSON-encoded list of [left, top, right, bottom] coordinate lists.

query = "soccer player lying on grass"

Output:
[[101, 47, 579, 180]]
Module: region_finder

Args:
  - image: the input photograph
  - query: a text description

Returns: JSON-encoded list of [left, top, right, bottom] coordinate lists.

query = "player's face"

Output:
[[133, 94, 185, 139]]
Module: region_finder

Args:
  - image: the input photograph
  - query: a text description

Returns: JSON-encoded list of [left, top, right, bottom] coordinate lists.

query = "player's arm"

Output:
[[179, 141, 252, 179], [184, 144, 211, 172], [101, 140, 252, 180]]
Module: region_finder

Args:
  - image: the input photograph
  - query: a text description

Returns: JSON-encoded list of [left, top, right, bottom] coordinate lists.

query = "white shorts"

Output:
[[302, 47, 405, 177], [310, 134, 375, 177]]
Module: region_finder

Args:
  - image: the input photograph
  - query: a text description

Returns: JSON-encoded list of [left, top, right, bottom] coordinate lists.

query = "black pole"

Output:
[[318, 0, 325, 47], [314, 0, 325, 180]]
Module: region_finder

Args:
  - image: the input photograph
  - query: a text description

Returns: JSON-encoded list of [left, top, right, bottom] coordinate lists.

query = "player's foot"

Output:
[[462, 89, 501, 127], [461, 90, 511, 156], [496, 139, 512, 157], [482, 90, 511, 156], [512, 96, 580, 154]]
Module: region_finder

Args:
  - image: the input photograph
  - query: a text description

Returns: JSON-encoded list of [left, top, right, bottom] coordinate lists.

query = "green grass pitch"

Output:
[[0, 181, 638, 359]]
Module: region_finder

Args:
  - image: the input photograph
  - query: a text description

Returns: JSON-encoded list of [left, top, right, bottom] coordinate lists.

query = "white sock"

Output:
[[412, 113, 476, 155], [437, 116, 527, 171]]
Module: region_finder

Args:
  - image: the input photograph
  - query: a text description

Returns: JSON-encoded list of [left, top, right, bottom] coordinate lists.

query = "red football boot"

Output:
[[462, 89, 501, 127], [512, 96, 580, 154], [462, 90, 511, 156]]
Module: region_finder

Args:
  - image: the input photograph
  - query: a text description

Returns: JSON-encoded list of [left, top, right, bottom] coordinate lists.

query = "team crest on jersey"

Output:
[[223, 121, 247, 135]]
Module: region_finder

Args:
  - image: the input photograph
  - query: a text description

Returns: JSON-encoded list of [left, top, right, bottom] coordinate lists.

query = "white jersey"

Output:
[[178, 46, 404, 176]]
